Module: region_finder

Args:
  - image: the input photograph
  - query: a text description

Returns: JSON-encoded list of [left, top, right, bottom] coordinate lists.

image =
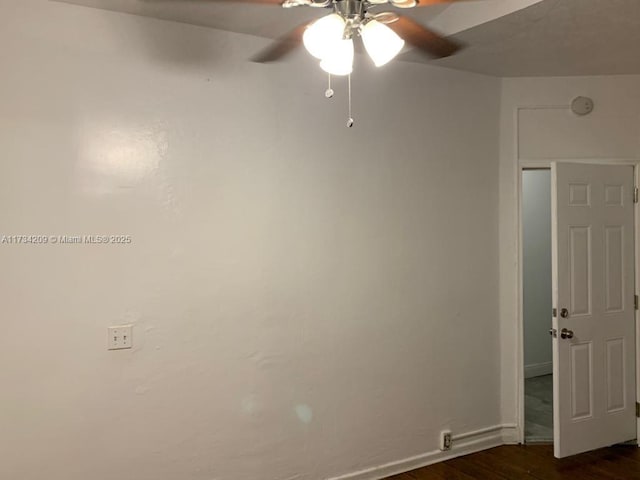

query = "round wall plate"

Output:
[[571, 96, 594, 116]]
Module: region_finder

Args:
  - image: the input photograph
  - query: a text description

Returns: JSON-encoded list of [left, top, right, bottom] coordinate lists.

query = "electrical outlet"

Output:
[[108, 325, 133, 350], [440, 431, 452, 451]]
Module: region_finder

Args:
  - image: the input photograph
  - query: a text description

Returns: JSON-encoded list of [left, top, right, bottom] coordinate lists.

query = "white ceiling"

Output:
[[53, 0, 640, 77], [53, 0, 493, 38], [433, 0, 640, 76]]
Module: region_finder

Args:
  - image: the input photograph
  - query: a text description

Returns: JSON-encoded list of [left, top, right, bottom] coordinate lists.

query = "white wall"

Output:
[[0, 2, 503, 479], [522, 170, 552, 378], [499, 75, 640, 428]]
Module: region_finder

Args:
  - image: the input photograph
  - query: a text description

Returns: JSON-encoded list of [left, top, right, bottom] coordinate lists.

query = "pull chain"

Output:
[[322, 72, 353, 128], [325, 73, 334, 98], [347, 73, 354, 128]]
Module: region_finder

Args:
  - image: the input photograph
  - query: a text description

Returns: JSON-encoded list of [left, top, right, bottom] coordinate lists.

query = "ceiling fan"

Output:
[[152, 0, 467, 71], [251, 0, 466, 70], [152, 0, 469, 126], [256, 0, 466, 125]]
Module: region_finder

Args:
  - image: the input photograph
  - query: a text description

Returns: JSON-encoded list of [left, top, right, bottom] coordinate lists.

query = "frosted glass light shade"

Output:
[[319, 38, 354, 76], [303, 14, 346, 60], [361, 20, 405, 67]]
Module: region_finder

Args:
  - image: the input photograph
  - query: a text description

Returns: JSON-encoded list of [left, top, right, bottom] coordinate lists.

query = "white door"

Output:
[[551, 162, 637, 458]]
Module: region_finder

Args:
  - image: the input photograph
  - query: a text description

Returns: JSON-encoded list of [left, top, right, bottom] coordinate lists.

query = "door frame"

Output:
[[516, 158, 640, 446]]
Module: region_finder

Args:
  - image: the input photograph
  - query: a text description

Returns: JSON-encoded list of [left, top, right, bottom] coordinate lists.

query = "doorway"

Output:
[[522, 168, 553, 443], [520, 162, 638, 456]]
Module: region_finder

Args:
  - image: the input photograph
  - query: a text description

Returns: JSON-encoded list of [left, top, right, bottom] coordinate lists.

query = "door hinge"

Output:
[[634, 187, 638, 204], [636, 402, 640, 418], [635, 295, 638, 310], [552, 308, 557, 318]]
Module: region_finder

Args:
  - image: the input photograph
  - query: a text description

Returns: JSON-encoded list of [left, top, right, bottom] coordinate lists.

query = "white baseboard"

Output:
[[501, 423, 520, 444], [524, 361, 552, 379], [326, 424, 519, 480]]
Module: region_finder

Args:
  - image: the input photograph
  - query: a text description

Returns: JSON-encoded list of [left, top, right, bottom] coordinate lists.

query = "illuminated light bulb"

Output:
[[361, 19, 405, 67], [319, 38, 354, 76], [391, 0, 417, 8], [303, 14, 346, 60]]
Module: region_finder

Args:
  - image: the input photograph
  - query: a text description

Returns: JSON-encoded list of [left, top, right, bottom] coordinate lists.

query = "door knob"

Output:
[[560, 328, 574, 339], [560, 308, 569, 318]]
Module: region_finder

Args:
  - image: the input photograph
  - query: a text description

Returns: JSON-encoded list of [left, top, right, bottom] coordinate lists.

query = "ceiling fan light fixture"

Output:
[[319, 38, 354, 76], [361, 19, 405, 67], [303, 13, 346, 60], [390, 0, 417, 8]]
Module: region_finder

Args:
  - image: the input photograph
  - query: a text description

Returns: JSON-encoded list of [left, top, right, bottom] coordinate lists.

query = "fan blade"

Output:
[[251, 24, 308, 63], [387, 16, 461, 58]]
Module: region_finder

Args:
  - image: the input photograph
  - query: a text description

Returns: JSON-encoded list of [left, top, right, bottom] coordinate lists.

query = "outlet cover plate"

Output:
[[108, 325, 133, 350], [440, 431, 452, 451]]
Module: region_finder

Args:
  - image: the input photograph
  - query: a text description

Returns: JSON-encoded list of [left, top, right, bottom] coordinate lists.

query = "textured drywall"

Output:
[[0, 1, 502, 479]]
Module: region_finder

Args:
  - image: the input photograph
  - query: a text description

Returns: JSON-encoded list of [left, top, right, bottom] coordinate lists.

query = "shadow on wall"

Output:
[[85, 1, 327, 69], [131, 17, 226, 67]]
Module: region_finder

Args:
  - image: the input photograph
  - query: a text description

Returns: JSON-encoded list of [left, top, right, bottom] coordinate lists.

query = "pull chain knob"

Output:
[[325, 73, 334, 98]]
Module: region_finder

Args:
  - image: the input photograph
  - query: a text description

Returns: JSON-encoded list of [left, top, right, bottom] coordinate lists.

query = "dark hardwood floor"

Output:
[[385, 444, 640, 479]]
